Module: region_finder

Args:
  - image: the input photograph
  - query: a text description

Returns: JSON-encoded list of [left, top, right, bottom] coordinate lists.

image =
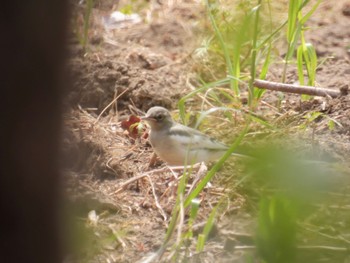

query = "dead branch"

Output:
[[254, 79, 348, 98], [233, 245, 348, 252]]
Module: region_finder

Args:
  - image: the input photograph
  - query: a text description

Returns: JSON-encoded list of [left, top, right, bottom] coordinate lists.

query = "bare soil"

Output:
[[64, 1, 350, 262]]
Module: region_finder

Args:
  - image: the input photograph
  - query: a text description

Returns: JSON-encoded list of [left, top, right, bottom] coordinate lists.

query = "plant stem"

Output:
[[249, 1, 262, 105]]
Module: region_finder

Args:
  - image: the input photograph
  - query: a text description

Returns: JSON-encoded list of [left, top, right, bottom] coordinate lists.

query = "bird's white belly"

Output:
[[150, 131, 225, 165]]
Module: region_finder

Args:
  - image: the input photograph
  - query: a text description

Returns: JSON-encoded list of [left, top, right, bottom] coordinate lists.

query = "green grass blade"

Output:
[[286, 0, 300, 43], [249, 3, 262, 103], [196, 205, 218, 252], [297, 44, 305, 85], [257, 21, 287, 50], [196, 234, 205, 252], [304, 43, 317, 86], [300, 0, 322, 24], [205, 0, 236, 94], [82, 0, 94, 50], [178, 77, 231, 124], [254, 44, 272, 99]]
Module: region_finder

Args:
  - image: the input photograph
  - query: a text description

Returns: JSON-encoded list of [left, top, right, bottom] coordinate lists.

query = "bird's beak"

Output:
[[141, 116, 155, 122]]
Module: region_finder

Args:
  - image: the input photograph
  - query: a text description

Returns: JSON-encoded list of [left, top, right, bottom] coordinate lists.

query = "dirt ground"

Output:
[[64, 1, 350, 262]]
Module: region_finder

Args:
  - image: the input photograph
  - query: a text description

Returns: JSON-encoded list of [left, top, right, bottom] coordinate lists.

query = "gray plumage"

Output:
[[141, 106, 229, 165]]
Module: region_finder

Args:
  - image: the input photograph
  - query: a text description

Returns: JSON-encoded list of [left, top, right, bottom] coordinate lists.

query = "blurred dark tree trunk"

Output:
[[0, 1, 68, 262]]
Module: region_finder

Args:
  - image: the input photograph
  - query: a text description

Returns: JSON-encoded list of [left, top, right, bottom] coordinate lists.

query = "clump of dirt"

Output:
[[67, 48, 188, 112], [67, 0, 201, 113]]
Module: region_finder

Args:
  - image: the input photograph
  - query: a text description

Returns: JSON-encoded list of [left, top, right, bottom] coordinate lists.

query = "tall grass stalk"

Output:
[[178, 77, 233, 124], [78, 0, 94, 50], [205, 0, 237, 95], [200, 0, 289, 105], [248, 2, 262, 105], [282, 0, 321, 83], [196, 204, 218, 252]]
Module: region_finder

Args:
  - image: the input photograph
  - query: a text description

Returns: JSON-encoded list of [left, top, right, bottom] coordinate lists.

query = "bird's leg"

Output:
[[148, 152, 159, 168]]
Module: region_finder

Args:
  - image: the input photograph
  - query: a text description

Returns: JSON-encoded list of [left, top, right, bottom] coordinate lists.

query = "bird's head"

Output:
[[141, 106, 173, 131]]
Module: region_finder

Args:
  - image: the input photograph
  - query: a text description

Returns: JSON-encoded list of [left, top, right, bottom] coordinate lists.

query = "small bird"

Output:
[[141, 106, 230, 166]]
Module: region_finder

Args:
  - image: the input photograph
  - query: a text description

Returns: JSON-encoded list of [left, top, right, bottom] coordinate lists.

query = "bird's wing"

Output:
[[169, 123, 228, 151]]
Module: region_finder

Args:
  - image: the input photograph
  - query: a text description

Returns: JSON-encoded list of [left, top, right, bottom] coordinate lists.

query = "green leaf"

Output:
[[327, 119, 335, 130], [286, 0, 301, 43], [297, 44, 305, 85]]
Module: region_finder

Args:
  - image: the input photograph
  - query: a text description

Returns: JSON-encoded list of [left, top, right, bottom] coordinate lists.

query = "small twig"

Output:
[[111, 166, 169, 195], [234, 245, 256, 250], [167, 163, 202, 170], [298, 245, 348, 251], [167, 166, 179, 180], [94, 87, 130, 124], [233, 245, 348, 252], [260, 100, 283, 116], [166, 163, 202, 180], [314, 204, 350, 210], [176, 193, 185, 247], [106, 157, 119, 174], [187, 162, 208, 194], [254, 79, 347, 98], [145, 175, 167, 221], [303, 225, 350, 245]]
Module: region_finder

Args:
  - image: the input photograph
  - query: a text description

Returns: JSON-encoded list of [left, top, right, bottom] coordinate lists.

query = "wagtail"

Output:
[[141, 106, 231, 166]]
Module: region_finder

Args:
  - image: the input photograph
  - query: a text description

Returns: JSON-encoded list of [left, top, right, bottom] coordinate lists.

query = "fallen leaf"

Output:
[[121, 115, 145, 139]]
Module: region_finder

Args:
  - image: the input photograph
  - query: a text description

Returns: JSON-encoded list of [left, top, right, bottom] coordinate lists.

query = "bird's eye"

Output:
[[155, 114, 164, 121]]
